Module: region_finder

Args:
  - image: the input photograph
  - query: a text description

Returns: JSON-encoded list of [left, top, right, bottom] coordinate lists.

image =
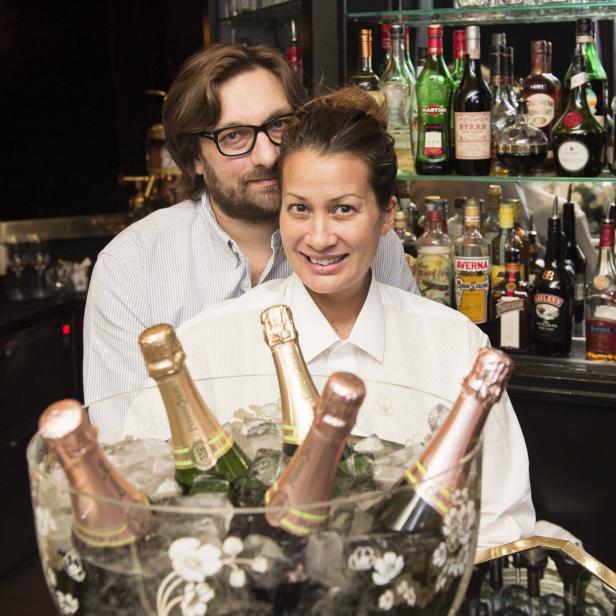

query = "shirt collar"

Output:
[[282, 273, 385, 364]]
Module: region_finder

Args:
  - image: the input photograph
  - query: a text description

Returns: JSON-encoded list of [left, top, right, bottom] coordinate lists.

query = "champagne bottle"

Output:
[[553, 53, 605, 178], [139, 324, 250, 494], [264, 372, 365, 536], [349, 28, 385, 106], [373, 347, 512, 533], [532, 198, 574, 357], [39, 399, 155, 615], [585, 217, 616, 361], [415, 24, 453, 175], [562, 186, 587, 325], [454, 26, 493, 176]]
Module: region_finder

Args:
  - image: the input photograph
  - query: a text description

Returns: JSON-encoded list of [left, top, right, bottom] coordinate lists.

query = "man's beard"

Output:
[[202, 164, 281, 224]]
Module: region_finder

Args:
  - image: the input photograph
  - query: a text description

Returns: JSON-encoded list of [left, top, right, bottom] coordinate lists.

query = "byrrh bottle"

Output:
[[532, 198, 574, 357], [382, 24, 416, 174], [585, 218, 616, 361], [553, 53, 605, 177], [454, 26, 493, 176], [562, 191, 587, 325], [264, 372, 364, 536], [39, 400, 155, 615], [139, 324, 250, 494], [416, 24, 453, 175], [490, 248, 531, 352], [417, 208, 453, 306], [349, 28, 385, 106], [454, 197, 491, 331]]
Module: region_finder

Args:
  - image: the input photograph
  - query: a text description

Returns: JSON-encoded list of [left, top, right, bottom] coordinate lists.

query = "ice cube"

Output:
[[305, 531, 349, 589], [241, 534, 293, 590], [249, 449, 289, 486], [353, 434, 387, 454], [428, 403, 451, 433]]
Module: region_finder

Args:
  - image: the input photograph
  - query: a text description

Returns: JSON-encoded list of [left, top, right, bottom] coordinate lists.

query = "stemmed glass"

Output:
[[5, 235, 28, 301], [27, 234, 51, 298]]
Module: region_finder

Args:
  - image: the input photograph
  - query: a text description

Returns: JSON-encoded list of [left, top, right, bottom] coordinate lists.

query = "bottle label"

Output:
[[574, 278, 585, 302], [367, 90, 386, 106], [384, 82, 410, 122], [455, 256, 490, 324], [556, 140, 590, 173], [563, 112, 583, 129], [526, 93, 555, 128], [417, 246, 452, 305], [496, 297, 524, 349], [490, 264, 505, 287], [424, 125, 443, 157], [586, 317, 616, 355], [455, 112, 491, 160], [570, 72, 588, 91], [534, 293, 567, 340]]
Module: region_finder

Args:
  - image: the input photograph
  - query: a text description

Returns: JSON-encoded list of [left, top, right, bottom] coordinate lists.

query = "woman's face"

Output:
[[280, 149, 394, 305]]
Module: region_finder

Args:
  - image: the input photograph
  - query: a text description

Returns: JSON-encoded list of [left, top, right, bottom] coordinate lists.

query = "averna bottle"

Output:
[[417, 207, 453, 306], [454, 25, 493, 176], [562, 187, 587, 325], [349, 28, 385, 106], [264, 372, 364, 536], [532, 198, 574, 357], [38, 399, 156, 615], [139, 323, 250, 494], [489, 248, 531, 352], [416, 24, 453, 175], [553, 53, 605, 178], [585, 217, 616, 361], [454, 197, 491, 332]]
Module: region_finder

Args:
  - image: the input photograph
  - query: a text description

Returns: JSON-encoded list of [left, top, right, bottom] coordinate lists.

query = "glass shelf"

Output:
[[220, 0, 300, 24], [396, 170, 616, 183], [348, 1, 616, 27]]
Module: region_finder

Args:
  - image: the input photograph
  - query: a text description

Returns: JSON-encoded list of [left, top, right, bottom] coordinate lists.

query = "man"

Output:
[[83, 44, 417, 441]]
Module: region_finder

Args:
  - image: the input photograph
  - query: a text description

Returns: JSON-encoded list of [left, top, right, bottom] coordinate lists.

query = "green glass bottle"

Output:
[[416, 24, 453, 175], [139, 323, 250, 494], [378, 23, 392, 80], [449, 29, 465, 161]]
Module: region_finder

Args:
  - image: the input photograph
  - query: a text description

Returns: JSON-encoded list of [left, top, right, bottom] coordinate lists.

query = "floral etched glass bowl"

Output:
[[28, 376, 482, 616]]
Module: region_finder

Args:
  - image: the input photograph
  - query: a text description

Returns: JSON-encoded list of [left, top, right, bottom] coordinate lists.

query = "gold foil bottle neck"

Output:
[[261, 305, 298, 346], [139, 323, 186, 378], [462, 347, 513, 406]]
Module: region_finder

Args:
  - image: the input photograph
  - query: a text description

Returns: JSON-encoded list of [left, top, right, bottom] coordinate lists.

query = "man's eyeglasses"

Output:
[[198, 113, 296, 157]]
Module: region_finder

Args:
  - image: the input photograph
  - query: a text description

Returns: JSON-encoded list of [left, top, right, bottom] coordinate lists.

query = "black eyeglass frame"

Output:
[[197, 113, 297, 157]]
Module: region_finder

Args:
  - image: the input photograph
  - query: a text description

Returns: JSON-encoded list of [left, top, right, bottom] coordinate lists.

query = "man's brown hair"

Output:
[[164, 44, 308, 201]]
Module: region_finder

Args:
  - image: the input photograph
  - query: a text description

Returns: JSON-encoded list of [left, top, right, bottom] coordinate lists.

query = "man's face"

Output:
[[195, 67, 293, 224]]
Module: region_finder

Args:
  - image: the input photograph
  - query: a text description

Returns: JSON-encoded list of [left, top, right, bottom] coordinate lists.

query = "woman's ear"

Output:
[[381, 196, 397, 235]]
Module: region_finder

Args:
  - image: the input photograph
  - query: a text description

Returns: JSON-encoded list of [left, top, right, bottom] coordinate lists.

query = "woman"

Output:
[[125, 88, 534, 549]]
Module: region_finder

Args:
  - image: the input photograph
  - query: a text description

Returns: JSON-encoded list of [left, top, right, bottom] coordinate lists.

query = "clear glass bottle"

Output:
[[416, 24, 453, 175], [349, 28, 384, 106], [417, 208, 453, 306], [490, 200, 524, 287], [585, 218, 616, 361], [382, 24, 416, 174], [416, 46, 427, 78], [447, 196, 466, 241], [454, 196, 491, 331], [403, 24, 416, 80], [378, 23, 391, 80], [504, 46, 518, 110], [394, 210, 418, 277], [484, 184, 502, 245]]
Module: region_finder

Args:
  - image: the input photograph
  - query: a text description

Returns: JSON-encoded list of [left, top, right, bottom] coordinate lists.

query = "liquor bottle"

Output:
[[585, 218, 616, 361], [382, 24, 416, 174], [447, 196, 466, 241], [403, 24, 416, 80], [562, 187, 587, 325], [459, 563, 491, 616], [38, 400, 156, 614], [416, 46, 427, 78], [490, 34, 516, 169], [511, 199, 530, 281], [505, 46, 518, 110], [349, 28, 384, 106], [454, 197, 491, 332], [449, 29, 466, 161], [483, 184, 502, 245], [454, 26, 493, 176], [545, 41, 562, 118], [139, 323, 250, 493], [564, 19, 610, 138], [532, 198, 574, 357], [417, 207, 453, 306], [378, 23, 392, 80], [520, 549, 548, 616], [490, 201, 525, 288], [264, 372, 365, 536], [416, 24, 453, 175], [553, 53, 605, 178], [488, 558, 505, 613], [374, 347, 512, 533], [490, 248, 531, 352], [551, 551, 593, 615], [394, 210, 418, 277], [522, 41, 559, 154], [287, 19, 303, 84], [527, 216, 544, 287]]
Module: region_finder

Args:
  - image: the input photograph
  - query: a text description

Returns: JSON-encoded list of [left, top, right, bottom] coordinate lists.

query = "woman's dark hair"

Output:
[[279, 87, 398, 211]]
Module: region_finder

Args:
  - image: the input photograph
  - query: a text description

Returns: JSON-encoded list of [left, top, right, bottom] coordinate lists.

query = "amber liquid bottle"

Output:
[[532, 199, 574, 356], [562, 196, 587, 325], [38, 400, 156, 615], [139, 324, 250, 494]]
